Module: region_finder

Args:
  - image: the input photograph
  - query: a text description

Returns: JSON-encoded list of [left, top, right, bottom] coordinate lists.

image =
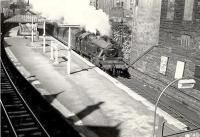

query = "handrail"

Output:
[[129, 45, 159, 67], [163, 128, 200, 137]]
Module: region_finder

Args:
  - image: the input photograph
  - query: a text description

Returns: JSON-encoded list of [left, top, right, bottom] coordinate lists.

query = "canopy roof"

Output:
[[4, 10, 45, 23]]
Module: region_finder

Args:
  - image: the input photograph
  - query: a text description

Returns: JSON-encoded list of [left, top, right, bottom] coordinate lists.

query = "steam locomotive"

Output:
[[48, 24, 128, 76]]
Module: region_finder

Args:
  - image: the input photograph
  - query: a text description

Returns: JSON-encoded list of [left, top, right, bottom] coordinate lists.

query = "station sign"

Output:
[[175, 61, 185, 79]]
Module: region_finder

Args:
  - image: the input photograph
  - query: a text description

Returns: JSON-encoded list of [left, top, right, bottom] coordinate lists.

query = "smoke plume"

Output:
[[30, 0, 111, 36]]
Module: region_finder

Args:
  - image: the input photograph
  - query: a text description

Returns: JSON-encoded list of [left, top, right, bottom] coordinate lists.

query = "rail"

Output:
[[163, 128, 200, 137], [1, 60, 50, 137], [1, 24, 83, 137]]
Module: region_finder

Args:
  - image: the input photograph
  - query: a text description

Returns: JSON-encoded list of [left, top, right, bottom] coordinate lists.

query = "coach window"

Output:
[[166, 0, 175, 20], [183, 0, 194, 21]]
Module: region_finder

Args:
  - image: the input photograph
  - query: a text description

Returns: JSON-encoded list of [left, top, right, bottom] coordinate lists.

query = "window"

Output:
[[181, 35, 190, 48], [195, 1, 200, 21], [194, 65, 200, 78], [167, 0, 175, 20], [183, 0, 194, 20], [194, 65, 200, 90]]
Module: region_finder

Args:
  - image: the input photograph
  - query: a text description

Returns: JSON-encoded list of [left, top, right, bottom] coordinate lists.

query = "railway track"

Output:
[[116, 77, 200, 129], [1, 61, 50, 137]]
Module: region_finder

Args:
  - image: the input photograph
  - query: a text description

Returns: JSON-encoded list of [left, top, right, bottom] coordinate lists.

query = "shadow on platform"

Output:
[[68, 101, 121, 137], [70, 66, 96, 74], [40, 43, 50, 47], [76, 102, 104, 120], [43, 91, 64, 103], [84, 124, 121, 137], [59, 56, 68, 63], [3, 40, 12, 47]]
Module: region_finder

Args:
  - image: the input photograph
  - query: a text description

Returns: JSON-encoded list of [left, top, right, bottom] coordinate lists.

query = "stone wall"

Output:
[[130, 0, 161, 60]]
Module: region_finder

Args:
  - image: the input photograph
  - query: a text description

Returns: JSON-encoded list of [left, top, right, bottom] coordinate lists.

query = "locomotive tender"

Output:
[[48, 24, 128, 75]]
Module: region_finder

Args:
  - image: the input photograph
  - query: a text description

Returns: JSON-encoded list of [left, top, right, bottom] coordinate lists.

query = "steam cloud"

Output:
[[30, 0, 111, 36]]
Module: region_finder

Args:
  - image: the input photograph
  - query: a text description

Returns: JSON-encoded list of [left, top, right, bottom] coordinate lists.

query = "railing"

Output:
[[128, 45, 159, 67], [162, 127, 200, 137]]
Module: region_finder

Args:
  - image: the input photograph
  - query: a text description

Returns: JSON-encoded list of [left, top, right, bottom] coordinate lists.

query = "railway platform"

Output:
[[3, 26, 188, 137]]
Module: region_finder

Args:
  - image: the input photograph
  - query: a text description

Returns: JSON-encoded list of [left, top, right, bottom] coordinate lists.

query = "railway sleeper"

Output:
[[1, 85, 14, 88], [18, 132, 42, 137], [8, 110, 27, 114], [9, 113, 30, 118], [1, 90, 15, 93], [17, 127, 40, 133], [10, 117, 34, 124], [5, 104, 23, 107], [17, 122, 36, 127], [12, 100, 22, 104], [1, 81, 11, 84]]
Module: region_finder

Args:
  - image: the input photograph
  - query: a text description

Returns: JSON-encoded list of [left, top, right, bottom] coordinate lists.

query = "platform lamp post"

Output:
[[58, 24, 80, 75], [152, 77, 197, 137], [43, 19, 46, 53], [31, 16, 34, 43]]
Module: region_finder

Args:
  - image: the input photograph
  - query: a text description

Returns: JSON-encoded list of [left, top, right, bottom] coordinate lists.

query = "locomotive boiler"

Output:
[[74, 31, 127, 75]]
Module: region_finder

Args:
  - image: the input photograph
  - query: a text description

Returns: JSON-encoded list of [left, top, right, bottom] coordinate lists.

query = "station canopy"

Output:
[[4, 10, 45, 23]]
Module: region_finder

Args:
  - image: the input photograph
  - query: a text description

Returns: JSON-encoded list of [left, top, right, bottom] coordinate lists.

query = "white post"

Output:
[[67, 27, 71, 75], [31, 17, 34, 43], [54, 45, 59, 64], [43, 20, 46, 53], [50, 41, 54, 60]]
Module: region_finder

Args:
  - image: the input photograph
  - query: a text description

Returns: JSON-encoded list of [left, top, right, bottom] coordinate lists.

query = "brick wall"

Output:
[[129, 0, 200, 114]]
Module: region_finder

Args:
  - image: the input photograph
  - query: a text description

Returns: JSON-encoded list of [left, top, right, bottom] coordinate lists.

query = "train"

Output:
[[47, 23, 128, 76]]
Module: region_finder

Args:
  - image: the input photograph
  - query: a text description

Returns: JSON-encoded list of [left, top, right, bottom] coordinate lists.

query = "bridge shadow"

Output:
[[67, 101, 121, 137], [43, 91, 64, 103], [68, 102, 104, 123], [76, 102, 104, 120]]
